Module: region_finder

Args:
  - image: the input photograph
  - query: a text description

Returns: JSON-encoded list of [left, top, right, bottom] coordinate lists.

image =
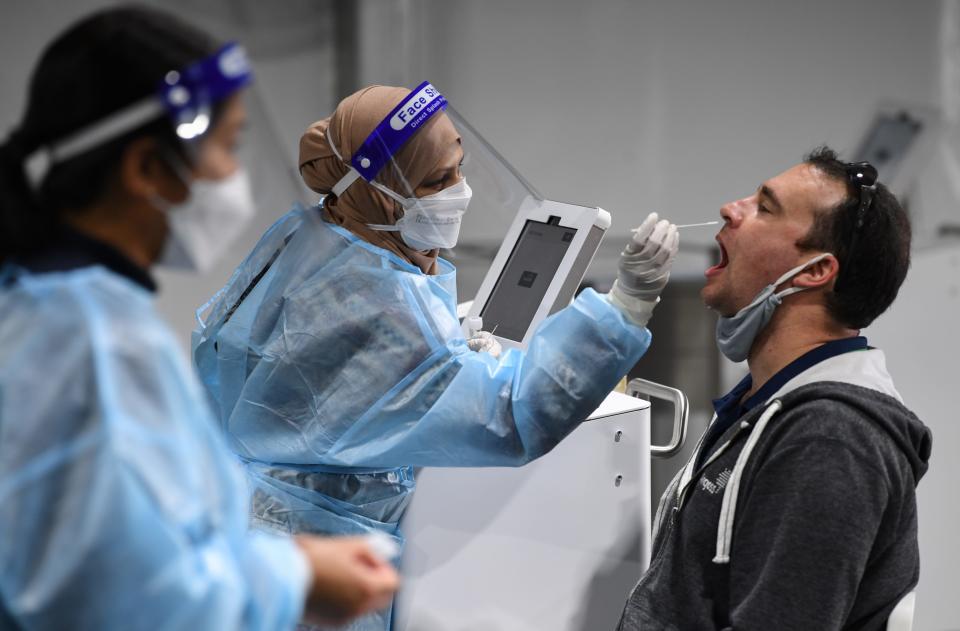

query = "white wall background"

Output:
[[1, 1, 957, 628]]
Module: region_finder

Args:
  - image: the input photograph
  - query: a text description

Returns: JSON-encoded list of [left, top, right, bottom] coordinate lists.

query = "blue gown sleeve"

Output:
[[208, 239, 651, 468], [326, 289, 650, 467], [0, 272, 308, 630]]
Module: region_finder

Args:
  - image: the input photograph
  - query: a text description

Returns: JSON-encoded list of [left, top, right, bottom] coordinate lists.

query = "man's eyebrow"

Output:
[[759, 184, 783, 210]]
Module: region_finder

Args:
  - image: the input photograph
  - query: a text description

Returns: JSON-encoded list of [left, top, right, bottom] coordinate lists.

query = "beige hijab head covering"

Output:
[[299, 85, 461, 275]]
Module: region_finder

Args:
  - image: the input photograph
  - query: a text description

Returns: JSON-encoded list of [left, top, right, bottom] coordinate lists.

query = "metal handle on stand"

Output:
[[626, 378, 689, 458]]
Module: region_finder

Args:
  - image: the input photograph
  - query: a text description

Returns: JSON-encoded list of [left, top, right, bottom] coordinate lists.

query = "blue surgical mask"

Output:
[[715, 253, 833, 362]]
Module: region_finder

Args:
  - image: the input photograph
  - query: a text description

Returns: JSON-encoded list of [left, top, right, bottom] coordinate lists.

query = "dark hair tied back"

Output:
[[0, 127, 49, 257]]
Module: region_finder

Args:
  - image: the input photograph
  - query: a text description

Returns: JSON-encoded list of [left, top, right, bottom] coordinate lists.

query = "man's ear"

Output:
[[118, 137, 188, 204], [793, 253, 839, 289]]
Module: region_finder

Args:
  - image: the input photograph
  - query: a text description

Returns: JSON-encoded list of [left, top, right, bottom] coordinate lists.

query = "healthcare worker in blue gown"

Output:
[[0, 7, 398, 630], [192, 84, 679, 630]]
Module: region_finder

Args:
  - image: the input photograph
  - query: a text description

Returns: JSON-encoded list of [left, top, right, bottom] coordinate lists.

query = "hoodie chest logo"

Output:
[[699, 468, 732, 495]]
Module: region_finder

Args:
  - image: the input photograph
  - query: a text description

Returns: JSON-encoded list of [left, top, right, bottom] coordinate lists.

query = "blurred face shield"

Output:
[[155, 45, 258, 270], [22, 43, 256, 272], [24, 42, 253, 188], [326, 81, 542, 252]]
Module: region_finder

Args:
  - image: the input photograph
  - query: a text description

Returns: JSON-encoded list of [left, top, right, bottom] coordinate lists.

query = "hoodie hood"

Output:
[[768, 349, 932, 483], [768, 347, 903, 403]]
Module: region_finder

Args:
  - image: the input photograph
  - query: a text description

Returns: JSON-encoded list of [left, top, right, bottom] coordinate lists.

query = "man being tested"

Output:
[[618, 147, 932, 630]]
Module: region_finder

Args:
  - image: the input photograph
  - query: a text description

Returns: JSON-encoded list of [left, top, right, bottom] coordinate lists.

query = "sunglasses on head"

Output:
[[835, 161, 878, 292], [845, 161, 878, 230]]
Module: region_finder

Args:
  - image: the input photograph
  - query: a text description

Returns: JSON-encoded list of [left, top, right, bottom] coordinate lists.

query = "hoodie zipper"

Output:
[[646, 416, 757, 571], [674, 420, 752, 522]]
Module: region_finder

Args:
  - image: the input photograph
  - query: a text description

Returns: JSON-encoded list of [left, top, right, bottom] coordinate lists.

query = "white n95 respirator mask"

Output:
[[157, 166, 257, 272], [367, 178, 472, 251]]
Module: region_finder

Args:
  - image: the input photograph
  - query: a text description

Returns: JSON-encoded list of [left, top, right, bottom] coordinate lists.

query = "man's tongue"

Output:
[[705, 243, 729, 277]]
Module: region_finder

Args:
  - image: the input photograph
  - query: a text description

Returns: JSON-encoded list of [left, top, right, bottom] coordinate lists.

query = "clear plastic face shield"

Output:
[[21, 44, 254, 272], [23, 42, 253, 190], [326, 81, 541, 253]]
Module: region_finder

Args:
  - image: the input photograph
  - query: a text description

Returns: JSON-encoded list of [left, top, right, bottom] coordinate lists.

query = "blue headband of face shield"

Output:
[[330, 81, 449, 198], [23, 42, 253, 189]]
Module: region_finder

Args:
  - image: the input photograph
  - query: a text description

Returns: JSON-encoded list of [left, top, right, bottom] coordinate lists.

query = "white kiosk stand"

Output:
[[393, 392, 652, 631]]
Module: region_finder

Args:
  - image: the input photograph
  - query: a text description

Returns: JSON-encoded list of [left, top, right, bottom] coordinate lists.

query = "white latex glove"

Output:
[[608, 212, 679, 326], [467, 331, 503, 359], [365, 531, 401, 562]]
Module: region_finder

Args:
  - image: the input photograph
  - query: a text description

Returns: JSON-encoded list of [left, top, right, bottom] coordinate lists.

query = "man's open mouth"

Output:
[[705, 239, 729, 276]]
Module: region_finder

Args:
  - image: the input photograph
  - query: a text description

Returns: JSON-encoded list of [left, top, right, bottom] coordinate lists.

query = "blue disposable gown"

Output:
[[0, 265, 308, 630], [192, 203, 652, 630]]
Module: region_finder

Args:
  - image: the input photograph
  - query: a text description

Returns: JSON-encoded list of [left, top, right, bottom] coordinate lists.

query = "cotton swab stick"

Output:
[[675, 221, 720, 229]]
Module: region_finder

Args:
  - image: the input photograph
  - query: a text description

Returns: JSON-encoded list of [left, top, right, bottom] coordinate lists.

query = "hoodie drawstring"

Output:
[[713, 399, 783, 564]]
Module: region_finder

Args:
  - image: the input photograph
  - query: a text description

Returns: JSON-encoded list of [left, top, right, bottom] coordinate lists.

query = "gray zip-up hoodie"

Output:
[[618, 349, 932, 630]]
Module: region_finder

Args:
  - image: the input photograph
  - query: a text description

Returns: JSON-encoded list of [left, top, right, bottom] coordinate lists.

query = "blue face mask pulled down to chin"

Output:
[[715, 253, 833, 362]]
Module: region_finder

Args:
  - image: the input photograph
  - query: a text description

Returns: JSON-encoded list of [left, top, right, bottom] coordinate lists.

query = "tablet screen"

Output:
[[480, 219, 576, 342]]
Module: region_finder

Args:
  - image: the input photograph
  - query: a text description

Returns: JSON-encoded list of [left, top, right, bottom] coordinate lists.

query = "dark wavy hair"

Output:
[[0, 4, 221, 261]]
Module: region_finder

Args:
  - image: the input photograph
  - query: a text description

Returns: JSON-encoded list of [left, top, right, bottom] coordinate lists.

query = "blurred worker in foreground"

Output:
[[618, 147, 932, 630], [0, 6, 397, 629], [192, 83, 679, 630]]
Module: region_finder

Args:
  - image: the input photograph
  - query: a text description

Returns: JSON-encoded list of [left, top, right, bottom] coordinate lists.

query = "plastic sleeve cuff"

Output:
[[607, 282, 659, 327], [247, 532, 310, 629]]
